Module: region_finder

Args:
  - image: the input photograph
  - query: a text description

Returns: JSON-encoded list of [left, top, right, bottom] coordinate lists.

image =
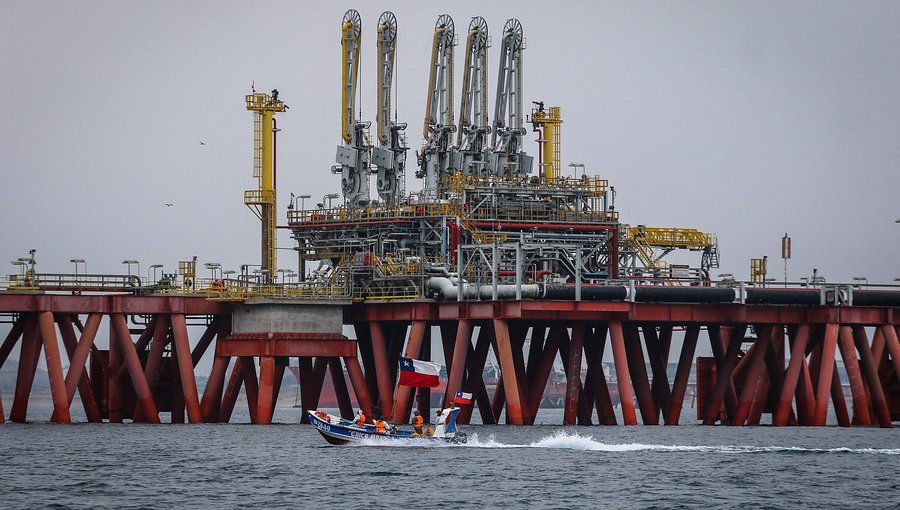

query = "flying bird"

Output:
[[199, 141, 206, 146], [165, 203, 174, 207]]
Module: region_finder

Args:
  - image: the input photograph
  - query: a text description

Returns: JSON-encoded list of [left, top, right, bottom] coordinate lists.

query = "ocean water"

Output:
[[1, 405, 898, 509]]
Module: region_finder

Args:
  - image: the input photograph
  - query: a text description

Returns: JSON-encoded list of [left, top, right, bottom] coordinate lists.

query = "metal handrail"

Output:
[[288, 203, 618, 226], [626, 226, 715, 248], [1, 273, 141, 291]]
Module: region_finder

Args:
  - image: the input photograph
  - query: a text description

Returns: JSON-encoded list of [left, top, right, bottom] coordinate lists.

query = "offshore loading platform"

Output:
[[1, 11, 899, 427]]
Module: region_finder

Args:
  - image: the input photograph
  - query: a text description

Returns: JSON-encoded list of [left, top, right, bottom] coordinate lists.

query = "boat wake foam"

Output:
[[354, 437, 458, 447], [463, 430, 900, 455]]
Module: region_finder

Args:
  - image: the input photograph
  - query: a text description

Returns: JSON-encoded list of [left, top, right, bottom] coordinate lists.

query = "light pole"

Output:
[[205, 262, 222, 280], [70, 259, 85, 277], [241, 264, 261, 282], [148, 264, 163, 284], [122, 260, 140, 284], [11, 260, 26, 277], [253, 268, 269, 284], [568, 162, 584, 180]]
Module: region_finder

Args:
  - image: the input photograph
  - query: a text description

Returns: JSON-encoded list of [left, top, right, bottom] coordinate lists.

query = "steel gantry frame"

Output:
[[2, 292, 896, 427]]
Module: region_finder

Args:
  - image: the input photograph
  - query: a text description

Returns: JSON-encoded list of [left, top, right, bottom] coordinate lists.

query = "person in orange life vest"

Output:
[[412, 410, 424, 434], [353, 409, 366, 427], [375, 416, 388, 434]]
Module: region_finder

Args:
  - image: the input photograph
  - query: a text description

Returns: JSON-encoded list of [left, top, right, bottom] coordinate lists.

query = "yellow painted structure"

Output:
[[531, 106, 562, 182], [244, 91, 286, 282], [750, 257, 768, 283]]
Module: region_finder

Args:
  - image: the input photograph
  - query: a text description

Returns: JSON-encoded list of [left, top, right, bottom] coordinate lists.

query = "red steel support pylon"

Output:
[[667, 325, 699, 425], [774, 324, 810, 426], [329, 357, 353, 418], [219, 357, 244, 423], [525, 324, 562, 423], [852, 326, 892, 428], [584, 323, 617, 425], [460, 325, 494, 424], [707, 325, 741, 422], [703, 325, 745, 425], [609, 320, 637, 425], [829, 361, 851, 427], [112, 314, 161, 424], [563, 323, 585, 426], [242, 357, 260, 423], [880, 325, 900, 383], [256, 356, 276, 425], [733, 325, 771, 426], [11, 315, 41, 422], [493, 319, 526, 425], [444, 320, 472, 410], [369, 322, 394, 419], [837, 326, 872, 425], [201, 355, 229, 422], [57, 313, 102, 422], [345, 355, 374, 419], [39, 311, 71, 424], [625, 325, 657, 425], [391, 320, 427, 423], [644, 325, 672, 422], [171, 314, 203, 423], [813, 324, 839, 426]]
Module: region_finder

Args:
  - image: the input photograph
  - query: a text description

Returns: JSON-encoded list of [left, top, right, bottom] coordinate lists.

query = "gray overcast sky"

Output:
[[2, 0, 898, 284]]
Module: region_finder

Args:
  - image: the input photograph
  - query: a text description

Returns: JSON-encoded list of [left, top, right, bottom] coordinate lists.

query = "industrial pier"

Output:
[[1, 11, 898, 427]]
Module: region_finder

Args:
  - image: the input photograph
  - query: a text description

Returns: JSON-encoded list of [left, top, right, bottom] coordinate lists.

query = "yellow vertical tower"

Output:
[[531, 105, 562, 182], [750, 256, 768, 284], [244, 90, 286, 283]]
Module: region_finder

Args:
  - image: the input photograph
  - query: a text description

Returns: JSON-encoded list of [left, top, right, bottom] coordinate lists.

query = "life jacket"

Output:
[[413, 415, 424, 428], [375, 420, 386, 433], [356, 413, 366, 427]]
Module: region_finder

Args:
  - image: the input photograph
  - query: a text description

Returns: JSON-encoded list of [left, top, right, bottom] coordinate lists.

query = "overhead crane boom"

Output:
[[335, 9, 372, 206], [372, 11, 408, 205], [418, 14, 456, 199], [489, 19, 532, 177], [450, 17, 490, 176]]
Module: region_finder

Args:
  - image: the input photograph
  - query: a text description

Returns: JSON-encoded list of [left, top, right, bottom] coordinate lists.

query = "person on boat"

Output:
[[412, 410, 424, 435], [374, 416, 388, 435], [353, 409, 366, 427]]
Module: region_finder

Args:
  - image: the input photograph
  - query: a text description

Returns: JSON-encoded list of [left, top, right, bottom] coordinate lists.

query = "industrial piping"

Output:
[[426, 278, 900, 306]]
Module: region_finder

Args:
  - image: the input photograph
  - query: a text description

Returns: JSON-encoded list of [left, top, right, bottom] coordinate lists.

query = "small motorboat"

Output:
[[309, 407, 467, 445]]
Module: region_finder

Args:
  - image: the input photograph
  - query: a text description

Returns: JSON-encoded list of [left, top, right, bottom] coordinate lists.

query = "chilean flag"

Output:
[[398, 357, 441, 388], [454, 392, 473, 405]]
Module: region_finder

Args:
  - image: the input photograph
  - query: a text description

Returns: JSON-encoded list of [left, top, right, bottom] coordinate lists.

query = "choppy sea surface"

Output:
[[1, 405, 898, 509]]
